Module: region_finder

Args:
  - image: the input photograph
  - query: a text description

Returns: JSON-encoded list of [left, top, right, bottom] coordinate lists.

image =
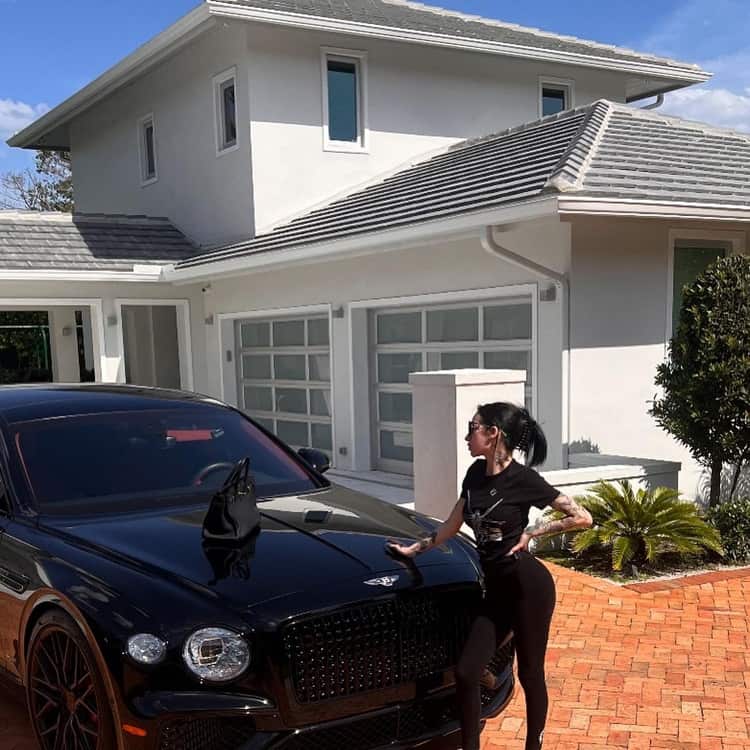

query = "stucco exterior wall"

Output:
[[569, 216, 749, 500], [70, 23, 255, 248]]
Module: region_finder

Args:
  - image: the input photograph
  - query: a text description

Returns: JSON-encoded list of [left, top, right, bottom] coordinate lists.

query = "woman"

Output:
[[387, 402, 592, 750]]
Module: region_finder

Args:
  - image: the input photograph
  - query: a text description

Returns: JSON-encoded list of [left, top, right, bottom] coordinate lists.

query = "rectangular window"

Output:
[[672, 241, 728, 333], [322, 48, 367, 151], [138, 114, 157, 184], [214, 67, 239, 155], [539, 79, 573, 118]]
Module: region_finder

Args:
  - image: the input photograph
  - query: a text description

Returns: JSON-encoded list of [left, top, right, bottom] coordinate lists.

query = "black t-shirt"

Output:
[[460, 459, 560, 566]]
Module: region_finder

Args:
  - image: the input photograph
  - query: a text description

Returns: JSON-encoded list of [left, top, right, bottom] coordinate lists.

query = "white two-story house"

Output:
[[5, 0, 748, 501]]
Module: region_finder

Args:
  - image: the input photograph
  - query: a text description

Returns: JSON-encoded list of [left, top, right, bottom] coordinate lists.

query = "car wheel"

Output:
[[26, 610, 116, 750]]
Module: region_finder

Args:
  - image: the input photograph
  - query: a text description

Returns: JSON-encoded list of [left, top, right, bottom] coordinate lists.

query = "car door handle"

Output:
[[0, 565, 29, 594]]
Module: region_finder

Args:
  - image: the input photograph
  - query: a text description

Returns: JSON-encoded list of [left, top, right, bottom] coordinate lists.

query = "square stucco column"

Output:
[[409, 369, 526, 521]]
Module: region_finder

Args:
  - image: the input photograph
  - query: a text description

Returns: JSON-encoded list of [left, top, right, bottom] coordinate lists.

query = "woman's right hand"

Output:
[[386, 540, 421, 558]]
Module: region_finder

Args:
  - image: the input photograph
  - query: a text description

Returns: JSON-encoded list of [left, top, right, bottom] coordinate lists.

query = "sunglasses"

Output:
[[467, 421, 483, 435]]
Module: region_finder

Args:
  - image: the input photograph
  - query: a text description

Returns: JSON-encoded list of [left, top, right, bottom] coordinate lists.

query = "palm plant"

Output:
[[565, 480, 723, 572]]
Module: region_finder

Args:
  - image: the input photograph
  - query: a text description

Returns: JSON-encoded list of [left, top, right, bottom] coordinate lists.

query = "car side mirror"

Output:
[[298, 448, 330, 474]]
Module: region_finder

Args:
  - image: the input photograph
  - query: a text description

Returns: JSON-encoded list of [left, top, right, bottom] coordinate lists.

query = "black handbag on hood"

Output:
[[202, 457, 260, 542]]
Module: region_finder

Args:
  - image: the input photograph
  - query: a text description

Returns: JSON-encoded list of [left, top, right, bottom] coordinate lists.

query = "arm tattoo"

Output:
[[531, 495, 590, 539]]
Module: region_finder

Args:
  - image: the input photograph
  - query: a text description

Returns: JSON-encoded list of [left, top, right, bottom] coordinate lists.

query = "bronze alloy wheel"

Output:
[[26, 610, 115, 750]]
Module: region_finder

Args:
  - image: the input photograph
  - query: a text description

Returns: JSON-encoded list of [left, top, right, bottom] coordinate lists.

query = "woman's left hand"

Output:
[[506, 532, 532, 556]]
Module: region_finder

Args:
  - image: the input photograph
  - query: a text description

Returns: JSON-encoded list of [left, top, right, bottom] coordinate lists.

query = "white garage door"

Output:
[[236, 315, 332, 457], [372, 297, 533, 473]]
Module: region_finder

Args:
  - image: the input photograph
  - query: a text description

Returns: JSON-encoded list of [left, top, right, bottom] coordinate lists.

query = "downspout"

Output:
[[640, 93, 664, 110], [480, 225, 571, 467]]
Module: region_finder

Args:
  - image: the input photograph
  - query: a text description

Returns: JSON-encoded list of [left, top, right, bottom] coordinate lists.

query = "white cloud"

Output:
[[659, 87, 750, 133], [0, 99, 50, 141]]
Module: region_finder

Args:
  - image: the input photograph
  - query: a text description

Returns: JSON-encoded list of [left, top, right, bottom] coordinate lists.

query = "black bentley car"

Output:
[[0, 385, 514, 750]]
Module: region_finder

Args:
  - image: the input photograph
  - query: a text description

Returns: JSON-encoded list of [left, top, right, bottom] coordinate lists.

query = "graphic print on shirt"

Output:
[[467, 488, 506, 547]]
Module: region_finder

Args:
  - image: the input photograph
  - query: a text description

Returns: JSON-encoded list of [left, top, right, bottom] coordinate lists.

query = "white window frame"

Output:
[[137, 113, 158, 186], [665, 228, 745, 343], [538, 76, 575, 118], [321, 47, 368, 153], [213, 66, 240, 157]]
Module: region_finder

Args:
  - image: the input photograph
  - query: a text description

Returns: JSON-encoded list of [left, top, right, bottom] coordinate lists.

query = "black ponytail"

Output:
[[476, 402, 548, 468]]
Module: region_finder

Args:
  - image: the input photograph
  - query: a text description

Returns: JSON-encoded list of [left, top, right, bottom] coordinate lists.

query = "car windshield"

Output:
[[9, 407, 323, 513]]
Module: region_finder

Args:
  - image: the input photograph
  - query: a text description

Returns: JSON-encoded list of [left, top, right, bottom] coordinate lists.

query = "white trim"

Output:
[[165, 197, 560, 284], [137, 112, 158, 186], [665, 229, 745, 343], [114, 299, 194, 391], [0, 268, 166, 282], [207, 2, 710, 84], [218, 303, 336, 466], [321, 47, 369, 153], [213, 65, 240, 157], [559, 197, 750, 222], [0, 298, 106, 383], [538, 76, 575, 118]]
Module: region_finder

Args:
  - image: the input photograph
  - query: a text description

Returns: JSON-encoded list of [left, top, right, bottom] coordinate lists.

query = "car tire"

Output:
[[26, 609, 117, 750]]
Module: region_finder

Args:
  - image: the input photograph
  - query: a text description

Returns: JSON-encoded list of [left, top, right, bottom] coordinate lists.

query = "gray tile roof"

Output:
[[223, 0, 704, 75], [0, 213, 196, 272], [178, 100, 750, 270]]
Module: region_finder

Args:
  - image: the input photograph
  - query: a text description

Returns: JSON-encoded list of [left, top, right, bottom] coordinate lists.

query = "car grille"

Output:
[[158, 718, 256, 750], [276, 641, 514, 750], [282, 587, 478, 704]]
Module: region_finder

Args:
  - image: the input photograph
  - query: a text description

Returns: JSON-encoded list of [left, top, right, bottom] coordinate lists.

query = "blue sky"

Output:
[[1, 0, 749, 172]]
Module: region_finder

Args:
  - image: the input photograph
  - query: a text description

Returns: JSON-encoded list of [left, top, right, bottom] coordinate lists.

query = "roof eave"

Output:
[[165, 196, 560, 284], [6, 4, 214, 150], [558, 196, 750, 222]]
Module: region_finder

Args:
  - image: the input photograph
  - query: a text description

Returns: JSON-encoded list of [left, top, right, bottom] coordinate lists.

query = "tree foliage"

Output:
[[0, 150, 73, 212], [650, 255, 750, 506]]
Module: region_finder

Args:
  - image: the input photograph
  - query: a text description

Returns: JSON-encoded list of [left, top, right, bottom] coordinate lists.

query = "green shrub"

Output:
[[566, 480, 723, 573], [706, 498, 750, 563]]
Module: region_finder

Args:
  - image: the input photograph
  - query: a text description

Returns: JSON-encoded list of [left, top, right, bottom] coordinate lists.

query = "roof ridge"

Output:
[[544, 100, 614, 193], [380, 0, 703, 71]]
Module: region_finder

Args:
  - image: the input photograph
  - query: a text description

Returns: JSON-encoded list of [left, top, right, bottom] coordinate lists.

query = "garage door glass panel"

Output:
[[308, 354, 330, 382], [426, 308, 478, 342], [275, 388, 307, 414], [379, 392, 412, 424], [276, 421, 309, 448], [274, 355, 307, 380], [243, 386, 273, 412], [377, 353, 422, 383], [484, 350, 531, 379], [380, 431, 413, 462], [273, 320, 305, 347], [377, 312, 421, 344], [242, 355, 271, 380], [310, 390, 332, 417], [441, 351, 479, 369], [484, 304, 532, 340], [240, 322, 269, 348], [307, 318, 329, 346], [311, 423, 333, 451]]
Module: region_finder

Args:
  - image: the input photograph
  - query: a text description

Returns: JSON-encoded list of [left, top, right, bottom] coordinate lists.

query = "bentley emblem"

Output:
[[364, 575, 399, 588]]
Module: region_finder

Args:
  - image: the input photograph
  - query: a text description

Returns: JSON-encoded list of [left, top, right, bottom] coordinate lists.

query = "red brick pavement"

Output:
[[1, 564, 748, 750]]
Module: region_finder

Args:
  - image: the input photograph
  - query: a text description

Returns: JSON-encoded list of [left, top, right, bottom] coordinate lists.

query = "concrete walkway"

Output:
[[1, 564, 748, 750]]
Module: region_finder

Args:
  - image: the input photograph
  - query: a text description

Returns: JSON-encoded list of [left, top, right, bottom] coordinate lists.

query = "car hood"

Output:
[[42, 484, 471, 610]]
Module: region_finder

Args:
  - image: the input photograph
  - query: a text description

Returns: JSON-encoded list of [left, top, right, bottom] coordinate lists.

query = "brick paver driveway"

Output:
[[1, 564, 748, 750]]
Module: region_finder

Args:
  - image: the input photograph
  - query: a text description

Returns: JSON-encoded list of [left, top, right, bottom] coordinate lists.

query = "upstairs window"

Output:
[[322, 48, 367, 151], [214, 67, 239, 155], [539, 78, 573, 117], [138, 114, 157, 185]]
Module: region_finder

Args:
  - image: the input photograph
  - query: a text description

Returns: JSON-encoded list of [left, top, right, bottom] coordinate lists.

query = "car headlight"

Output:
[[127, 634, 167, 665], [182, 627, 250, 682]]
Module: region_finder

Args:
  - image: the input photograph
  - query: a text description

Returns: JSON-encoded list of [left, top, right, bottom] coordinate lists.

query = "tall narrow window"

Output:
[[214, 67, 239, 155], [672, 241, 729, 333], [539, 79, 573, 118], [322, 49, 367, 151], [138, 114, 157, 184]]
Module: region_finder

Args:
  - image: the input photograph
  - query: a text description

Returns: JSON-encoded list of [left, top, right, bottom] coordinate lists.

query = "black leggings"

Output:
[[455, 551, 556, 750]]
